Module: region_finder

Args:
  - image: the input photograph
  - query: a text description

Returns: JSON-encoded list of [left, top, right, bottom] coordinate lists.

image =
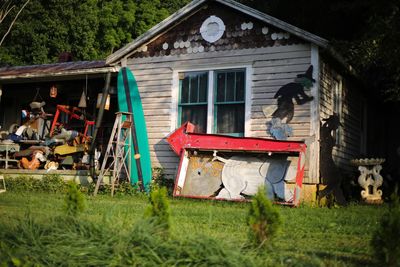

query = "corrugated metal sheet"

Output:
[[0, 61, 118, 80]]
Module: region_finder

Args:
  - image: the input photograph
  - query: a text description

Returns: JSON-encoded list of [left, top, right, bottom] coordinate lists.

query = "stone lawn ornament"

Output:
[[264, 65, 315, 140], [212, 153, 294, 201], [318, 113, 347, 206], [351, 158, 385, 203]]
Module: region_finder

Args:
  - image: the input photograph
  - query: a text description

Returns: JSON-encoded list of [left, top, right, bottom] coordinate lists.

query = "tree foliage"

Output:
[[371, 192, 400, 266], [0, 0, 31, 47], [0, 0, 399, 100], [0, 0, 188, 65], [64, 181, 86, 217], [144, 186, 171, 236], [247, 187, 281, 247], [240, 0, 400, 100]]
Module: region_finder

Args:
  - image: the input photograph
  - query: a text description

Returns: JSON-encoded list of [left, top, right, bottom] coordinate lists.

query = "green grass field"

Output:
[[0, 192, 385, 266]]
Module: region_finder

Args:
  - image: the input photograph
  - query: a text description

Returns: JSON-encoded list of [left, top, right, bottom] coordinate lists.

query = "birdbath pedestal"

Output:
[[350, 158, 385, 204]]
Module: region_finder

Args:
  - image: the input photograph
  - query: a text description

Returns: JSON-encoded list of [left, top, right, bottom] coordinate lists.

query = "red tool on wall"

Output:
[[49, 105, 94, 140]]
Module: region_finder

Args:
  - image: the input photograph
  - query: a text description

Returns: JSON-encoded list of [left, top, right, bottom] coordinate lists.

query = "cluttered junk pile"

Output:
[[0, 100, 100, 171]]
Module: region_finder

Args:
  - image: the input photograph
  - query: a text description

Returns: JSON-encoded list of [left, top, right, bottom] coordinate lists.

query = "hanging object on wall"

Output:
[[200, 15, 225, 43], [79, 74, 89, 108], [50, 85, 57, 98], [96, 93, 110, 110], [265, 65, 315, 140], [213, 154, 294, 201], [78, 90, 87, 108], [269, 118, 293, 140]]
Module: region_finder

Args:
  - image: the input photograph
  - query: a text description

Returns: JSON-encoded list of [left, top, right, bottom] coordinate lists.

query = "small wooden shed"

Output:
[[105, 0, 368, 199]]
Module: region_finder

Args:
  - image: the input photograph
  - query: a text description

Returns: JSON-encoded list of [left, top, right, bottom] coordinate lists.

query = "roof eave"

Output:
[[323, 45, 360, 80], [217, 0, 329, 48], [106, 0, 329, 65], [0, 66, 120, 82]]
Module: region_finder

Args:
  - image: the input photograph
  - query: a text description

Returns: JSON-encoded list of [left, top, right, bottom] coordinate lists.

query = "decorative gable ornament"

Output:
[[200, 15, 225, 43]]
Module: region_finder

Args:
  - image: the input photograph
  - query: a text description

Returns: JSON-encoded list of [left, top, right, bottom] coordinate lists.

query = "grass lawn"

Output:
[[0, 192, 385, 266]]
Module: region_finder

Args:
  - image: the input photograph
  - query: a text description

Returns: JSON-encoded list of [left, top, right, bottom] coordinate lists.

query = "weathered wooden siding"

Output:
[[126, 44, 314, 179], [319, 60, 364, 174]]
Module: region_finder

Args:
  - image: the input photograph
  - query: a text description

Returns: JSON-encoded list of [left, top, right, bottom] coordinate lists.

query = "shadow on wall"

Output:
[[318, 113, 347, 206], [262, 65, 315, 140]]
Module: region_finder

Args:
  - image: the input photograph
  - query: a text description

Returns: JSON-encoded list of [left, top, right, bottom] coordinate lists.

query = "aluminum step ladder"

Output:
[[93, 112, 132, 196]]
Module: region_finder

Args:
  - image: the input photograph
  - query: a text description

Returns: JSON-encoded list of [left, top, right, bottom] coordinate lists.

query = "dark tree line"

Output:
[[241, 0, 400, 101], [0, 0, 189, 64]]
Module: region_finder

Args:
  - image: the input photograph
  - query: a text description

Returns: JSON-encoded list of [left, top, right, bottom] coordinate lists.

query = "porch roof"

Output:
[[0, 61, 119, 83]]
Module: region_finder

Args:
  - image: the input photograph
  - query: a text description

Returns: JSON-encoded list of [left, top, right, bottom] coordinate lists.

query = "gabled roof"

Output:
[[106, 0, 329, 65]]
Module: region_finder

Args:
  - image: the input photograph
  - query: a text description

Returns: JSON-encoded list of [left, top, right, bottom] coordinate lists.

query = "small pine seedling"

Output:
[[371, 191, 400, 267], [247, 186, 282, 247], [64, 181, 85, 217], [144, 187, 171, 234]]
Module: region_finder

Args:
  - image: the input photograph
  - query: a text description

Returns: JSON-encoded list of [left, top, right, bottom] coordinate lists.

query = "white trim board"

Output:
[[308, 44, 320, 183], [170, 64, 253, 136]]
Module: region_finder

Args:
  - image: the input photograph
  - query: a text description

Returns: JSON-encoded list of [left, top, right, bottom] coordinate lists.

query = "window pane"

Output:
[[180, 76, 189, 103], [181, 105, 207, 133], [216, 72, 226, 102], [189, 75, 198, 103], [216, 104, 244, 134], [235, 71, 245, 101], [180, 72, 208, 104], [199, 72, 208, 102], [226, 72, 235, 102]]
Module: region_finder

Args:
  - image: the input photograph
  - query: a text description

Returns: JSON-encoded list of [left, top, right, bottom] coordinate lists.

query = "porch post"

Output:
[[309, 44, 320, 183], [89, 72, 111, 181]]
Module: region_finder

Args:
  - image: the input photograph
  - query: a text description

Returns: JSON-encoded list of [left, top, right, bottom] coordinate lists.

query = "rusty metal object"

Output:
[[180, 154, 223, 197], [166, 122, 307, 206]]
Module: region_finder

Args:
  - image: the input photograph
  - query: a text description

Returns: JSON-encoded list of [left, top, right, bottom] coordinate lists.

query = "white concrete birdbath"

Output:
[[350, 158, 385, 203]]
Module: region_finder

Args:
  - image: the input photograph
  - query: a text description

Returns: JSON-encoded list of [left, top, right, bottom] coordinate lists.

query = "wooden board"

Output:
[[117, 67, 152, 190]]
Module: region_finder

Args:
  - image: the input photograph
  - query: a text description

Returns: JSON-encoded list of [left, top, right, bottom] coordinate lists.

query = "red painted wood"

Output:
[[167, 122, 306, 155], [167, 122, 307, 206]]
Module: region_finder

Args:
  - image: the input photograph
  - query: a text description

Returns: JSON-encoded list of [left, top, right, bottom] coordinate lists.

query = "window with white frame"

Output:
[[178, 68, 246, 136], [332, 76, 342, 146]]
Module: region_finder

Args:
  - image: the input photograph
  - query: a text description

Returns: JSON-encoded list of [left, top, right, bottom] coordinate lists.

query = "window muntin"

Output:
[[332, 77, 342, 146], [214, 70, 245, 136], [178, 69, 245, 136], [178, 71, 208, 133]]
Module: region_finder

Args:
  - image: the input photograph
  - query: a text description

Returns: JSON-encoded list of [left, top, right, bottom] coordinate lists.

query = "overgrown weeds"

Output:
[[0, 213, 256, 266], [0, 213, 123, 266], [3, 174, 66, 193], [151, 167, 174, 195], [371, 191, 400, 267], [0, 191, 386, 266], [4, 174, 142, 196]]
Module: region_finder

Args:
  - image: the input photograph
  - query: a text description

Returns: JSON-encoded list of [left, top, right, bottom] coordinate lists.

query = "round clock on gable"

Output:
[[200, 15, 225, 43]]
